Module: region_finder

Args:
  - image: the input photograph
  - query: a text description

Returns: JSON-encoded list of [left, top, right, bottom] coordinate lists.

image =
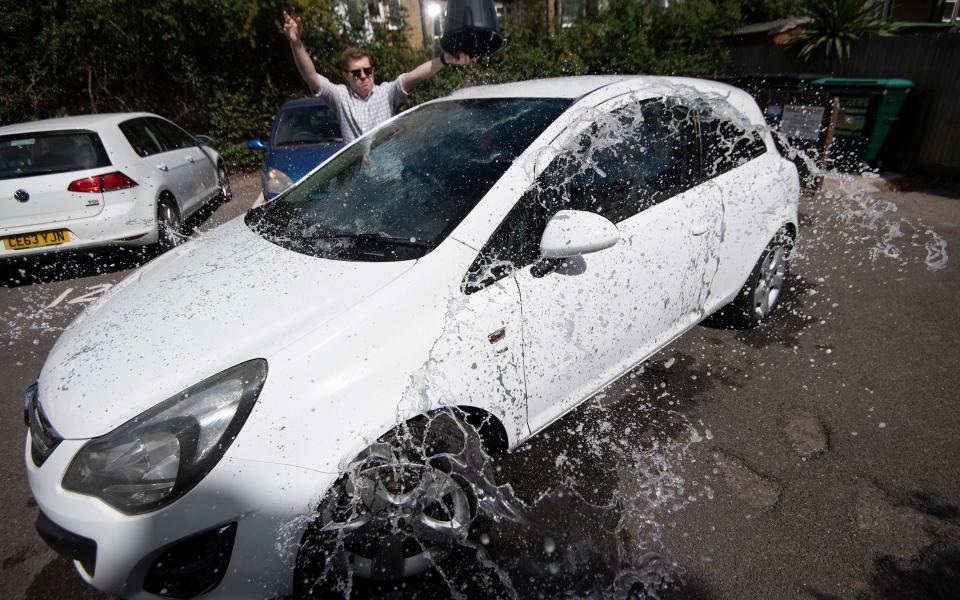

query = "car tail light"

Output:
[[68, 171, 138, 193]]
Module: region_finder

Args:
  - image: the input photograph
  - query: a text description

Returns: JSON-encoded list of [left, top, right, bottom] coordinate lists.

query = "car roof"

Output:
[[446, 75, 633, 99], [444, 75, 764, 125], [0, 113, 159, 135], [279, 97, 331, 111]]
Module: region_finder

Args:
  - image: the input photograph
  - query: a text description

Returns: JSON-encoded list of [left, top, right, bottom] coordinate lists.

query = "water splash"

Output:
[[275, 84, 958, 599], [796, 171, 949, 273]]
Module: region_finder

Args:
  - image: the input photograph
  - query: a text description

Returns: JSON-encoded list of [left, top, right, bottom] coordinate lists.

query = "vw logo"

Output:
[[14, 189, 30, 203]]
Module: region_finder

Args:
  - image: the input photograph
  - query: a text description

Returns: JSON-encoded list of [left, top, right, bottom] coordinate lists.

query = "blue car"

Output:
[[247, 98, 343, 201]]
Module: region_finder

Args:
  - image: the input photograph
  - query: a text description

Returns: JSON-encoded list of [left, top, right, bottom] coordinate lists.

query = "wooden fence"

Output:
[[727, 32, 960, 177]]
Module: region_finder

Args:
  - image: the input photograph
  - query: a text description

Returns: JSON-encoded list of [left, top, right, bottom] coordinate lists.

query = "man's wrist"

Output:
[[439, 53, 448, 67]]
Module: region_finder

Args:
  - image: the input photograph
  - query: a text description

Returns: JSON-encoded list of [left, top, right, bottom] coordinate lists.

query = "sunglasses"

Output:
[[346, 67, 374, 79]]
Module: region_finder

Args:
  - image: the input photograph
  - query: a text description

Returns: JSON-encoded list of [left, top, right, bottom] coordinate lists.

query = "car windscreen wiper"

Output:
[[314, 232, 435, 249], [275, 137, 342, 147]]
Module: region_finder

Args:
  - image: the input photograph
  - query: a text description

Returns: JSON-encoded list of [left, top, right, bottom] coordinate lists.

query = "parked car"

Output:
[[25, 76, 798, 599], [0, 113, 230, 260], [247, 97, 343, 204]]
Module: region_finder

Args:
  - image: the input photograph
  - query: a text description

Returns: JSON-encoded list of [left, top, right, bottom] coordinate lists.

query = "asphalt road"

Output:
[[1, 172, 958, 599]]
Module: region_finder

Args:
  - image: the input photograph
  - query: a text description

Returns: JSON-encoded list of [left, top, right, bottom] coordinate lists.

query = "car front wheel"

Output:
[[295, 410, 497, 595]]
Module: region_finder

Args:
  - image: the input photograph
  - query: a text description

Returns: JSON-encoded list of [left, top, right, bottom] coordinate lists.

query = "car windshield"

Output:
[[273, 104, 342, 146], [0, 131, 111, 180], [248, 98, 571, 262]]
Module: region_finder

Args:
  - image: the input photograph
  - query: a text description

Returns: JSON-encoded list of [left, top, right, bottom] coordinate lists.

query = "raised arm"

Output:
[[282, 11, 323, 95], [400, 52, 471, 92]]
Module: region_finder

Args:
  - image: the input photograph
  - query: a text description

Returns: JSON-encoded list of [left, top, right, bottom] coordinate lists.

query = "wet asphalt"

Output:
[[1, 172, 958, 599]]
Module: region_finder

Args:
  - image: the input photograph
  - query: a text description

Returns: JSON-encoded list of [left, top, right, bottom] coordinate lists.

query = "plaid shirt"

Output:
[[315, 75, 409, 143]]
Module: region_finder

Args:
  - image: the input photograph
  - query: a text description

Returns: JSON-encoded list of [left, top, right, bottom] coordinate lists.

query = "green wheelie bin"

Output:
[[807, 78, 914, 171]]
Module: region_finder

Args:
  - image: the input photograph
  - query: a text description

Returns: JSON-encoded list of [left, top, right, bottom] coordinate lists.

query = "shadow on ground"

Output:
[[23, 556, 107, 600]]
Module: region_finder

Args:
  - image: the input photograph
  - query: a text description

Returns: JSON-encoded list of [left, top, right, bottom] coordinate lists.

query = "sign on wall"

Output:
[[780, 105, 826, 140]]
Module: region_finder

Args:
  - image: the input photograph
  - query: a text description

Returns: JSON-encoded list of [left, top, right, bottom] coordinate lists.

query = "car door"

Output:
[[119, 117, 196, 213], [500, 97, 722, 434], [148, 117, 212, 215], [431, 267, 529, 441], [696, 105, 774, 305]]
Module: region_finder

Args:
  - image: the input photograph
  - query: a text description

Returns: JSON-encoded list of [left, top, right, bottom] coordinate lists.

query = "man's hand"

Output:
[[442, 52, 473, 66], [282, 11, 322, 94], [400, 51, 472, 93], [282, 11, 302, 44]]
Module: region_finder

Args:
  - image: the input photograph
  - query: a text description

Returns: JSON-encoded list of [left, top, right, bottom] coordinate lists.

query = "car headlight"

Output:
[[62, 359, 268, 514], [264, 167, 294, 195]]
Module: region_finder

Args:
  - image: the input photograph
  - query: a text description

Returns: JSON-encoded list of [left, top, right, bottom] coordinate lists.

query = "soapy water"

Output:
[[278, 84, 952, 599], [770, 126, 948, 273], [289, 406, 694, 599], [803, 173, 949, 272], [285, 87, 750, 599]]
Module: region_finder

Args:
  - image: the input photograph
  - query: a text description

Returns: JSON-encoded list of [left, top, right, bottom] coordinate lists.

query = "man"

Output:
[[282, 11, 471, 143]]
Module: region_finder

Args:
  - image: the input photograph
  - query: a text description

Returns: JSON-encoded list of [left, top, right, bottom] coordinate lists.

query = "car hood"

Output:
[[38, 217, 415, 439], [266, 143, 342, 182]]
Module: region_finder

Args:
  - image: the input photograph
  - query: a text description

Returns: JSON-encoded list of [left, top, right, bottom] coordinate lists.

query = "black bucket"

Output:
[[440, 0, 507, 58]]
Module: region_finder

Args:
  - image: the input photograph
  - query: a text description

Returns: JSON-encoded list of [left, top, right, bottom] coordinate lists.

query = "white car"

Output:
[[1, 113, 230, 259], [25, 77, 798, 599]]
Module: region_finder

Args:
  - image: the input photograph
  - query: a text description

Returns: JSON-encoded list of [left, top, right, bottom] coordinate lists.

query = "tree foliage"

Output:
[[1, 0, 746, 170], [791, 0, 897, 61], [739, 0, 808, 23]]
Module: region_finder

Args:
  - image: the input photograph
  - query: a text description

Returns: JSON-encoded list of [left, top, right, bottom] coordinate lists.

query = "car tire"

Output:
[[715, 228, 793, 328], [154, 198, 184, 253], [295, 410, 496, 596], [216, 163, 232, 203]]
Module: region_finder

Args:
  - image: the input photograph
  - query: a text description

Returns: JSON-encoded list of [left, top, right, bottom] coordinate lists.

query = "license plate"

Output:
[[3, 229, 70, 251]]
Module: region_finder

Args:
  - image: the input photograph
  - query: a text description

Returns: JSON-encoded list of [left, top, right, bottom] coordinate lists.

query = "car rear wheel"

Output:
[[717, 229, 793, 328], [296, 410, 496, 595], [155, 199, 184, 252]]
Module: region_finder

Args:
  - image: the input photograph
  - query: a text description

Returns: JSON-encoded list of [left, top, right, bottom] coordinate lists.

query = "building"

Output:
[[340, 0, 510, 48]]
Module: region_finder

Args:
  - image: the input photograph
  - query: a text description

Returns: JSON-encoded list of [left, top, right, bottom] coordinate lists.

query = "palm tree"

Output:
[[793, 0, 897, 61]]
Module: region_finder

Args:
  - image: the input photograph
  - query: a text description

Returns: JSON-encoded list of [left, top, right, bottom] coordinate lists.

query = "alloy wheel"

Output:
[[753, 243, 786, 320], [157, 201, 183, 249], [318, 443, 473, 580], [217, 165, 232, 202]]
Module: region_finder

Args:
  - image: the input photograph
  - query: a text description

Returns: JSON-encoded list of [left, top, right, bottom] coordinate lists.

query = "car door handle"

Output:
[[185, 155, 195, 163], [157, 164, 169, 172], [691, 223, 710, 236]]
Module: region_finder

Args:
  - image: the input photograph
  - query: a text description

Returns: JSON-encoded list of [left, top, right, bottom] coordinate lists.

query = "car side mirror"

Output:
[[532, 210, 619, 278], [246, 139, 268, 151], [195, 135, 215, 146], [540, 210, 619, 258]]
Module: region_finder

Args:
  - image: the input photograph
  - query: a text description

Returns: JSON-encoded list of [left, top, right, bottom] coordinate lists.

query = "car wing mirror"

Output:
[[540, 210, 619, 258], [531, 209, 619, 279], [246, 139, 268, 151], [195, 135, 215, 146]]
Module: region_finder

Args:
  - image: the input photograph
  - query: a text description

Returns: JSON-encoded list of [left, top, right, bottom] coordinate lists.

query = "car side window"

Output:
[[546, 99, 700, 223], [462, 187, 549, 294], [149, 118, 196, 151], [699, 109, 767, 179], [119, 118, 166, 158], [623, 100, 700, 208], [462, 98, 702, 295]]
